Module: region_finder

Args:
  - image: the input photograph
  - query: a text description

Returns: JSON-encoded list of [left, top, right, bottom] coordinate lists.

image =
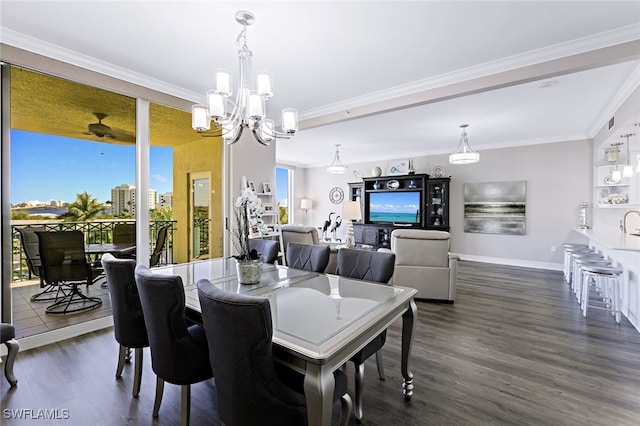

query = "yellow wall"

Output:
[[173, 137, 223, 263]]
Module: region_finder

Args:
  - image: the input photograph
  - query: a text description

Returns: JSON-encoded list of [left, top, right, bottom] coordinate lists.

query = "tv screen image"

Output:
[[368, 191, 421, 224]]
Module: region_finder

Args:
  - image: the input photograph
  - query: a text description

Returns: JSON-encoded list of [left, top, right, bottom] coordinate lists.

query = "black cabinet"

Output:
[[425, 178, 450, 230], [352, 173, 451, 249]]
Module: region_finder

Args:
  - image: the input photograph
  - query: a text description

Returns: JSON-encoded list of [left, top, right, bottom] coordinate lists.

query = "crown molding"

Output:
[[300, 24, 640, 120], [0, 28, 203, 104], [587, 63, 640, 137]]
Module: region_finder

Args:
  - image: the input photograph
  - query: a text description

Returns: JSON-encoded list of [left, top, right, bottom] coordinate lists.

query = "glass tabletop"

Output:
[[153, 258, 413, 359]]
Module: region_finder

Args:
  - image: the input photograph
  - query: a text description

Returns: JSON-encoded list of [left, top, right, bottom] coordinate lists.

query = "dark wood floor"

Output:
[[2, 261, 640, 425]]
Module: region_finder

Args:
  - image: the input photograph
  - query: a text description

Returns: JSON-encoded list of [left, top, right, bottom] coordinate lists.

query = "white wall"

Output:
[[297, 139, 592, 270]]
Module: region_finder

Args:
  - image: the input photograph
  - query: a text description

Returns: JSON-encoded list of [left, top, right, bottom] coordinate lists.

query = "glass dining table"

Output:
[[152, 257, 417, 426]]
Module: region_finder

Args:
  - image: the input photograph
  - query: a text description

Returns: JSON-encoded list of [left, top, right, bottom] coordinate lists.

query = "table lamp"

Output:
[[300, 198, 312, 224], [343, 201, 362, 248]]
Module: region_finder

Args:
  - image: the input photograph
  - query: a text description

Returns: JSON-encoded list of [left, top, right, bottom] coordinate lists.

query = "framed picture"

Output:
[[248, 181, 256, 192], [263, 182, 272, 194], [265, 225, 275, 233], [263, 203, 274, 213], [250, 225, 261, 237], [386, 160, 409, 175]]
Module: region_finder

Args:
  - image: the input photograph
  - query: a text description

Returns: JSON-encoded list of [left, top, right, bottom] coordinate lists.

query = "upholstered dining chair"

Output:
[[197, 279, 352, 426], [134, 265, 213, 426], [36, 230, 102, 314], [101, 253, 149, 397], [337, 248, 396, 422], [248, 238, 280, 264], [1, 322, 19, 387], [286, 242, 330, 273]]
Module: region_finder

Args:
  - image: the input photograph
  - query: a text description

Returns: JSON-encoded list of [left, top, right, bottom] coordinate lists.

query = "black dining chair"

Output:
[[112, 223, 136, 259], [36, 230, 103, 314], [134, 265, 213, 426], [249, 238, 280, 264], [337, 248, 396, 422], [101, 253, 149, 397], [197, 278, 352, 426], [286, 242, 330, 272]]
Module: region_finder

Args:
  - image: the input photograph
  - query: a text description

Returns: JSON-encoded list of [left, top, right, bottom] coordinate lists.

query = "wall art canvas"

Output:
[[463, 181, 526, 235]]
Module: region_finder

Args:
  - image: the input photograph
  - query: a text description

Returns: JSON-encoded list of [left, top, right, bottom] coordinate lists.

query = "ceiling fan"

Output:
[[82, 112, 135, 143], [84, 112, 116, 138]]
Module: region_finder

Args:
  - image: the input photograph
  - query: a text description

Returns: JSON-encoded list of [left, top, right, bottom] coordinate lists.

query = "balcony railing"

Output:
[[11, 219, 176, 283]]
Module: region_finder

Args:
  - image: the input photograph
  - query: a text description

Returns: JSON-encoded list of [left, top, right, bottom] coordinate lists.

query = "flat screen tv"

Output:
[[367, 191, 421, 225]]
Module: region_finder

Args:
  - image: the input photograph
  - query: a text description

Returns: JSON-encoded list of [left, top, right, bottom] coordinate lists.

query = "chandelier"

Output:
[[449, 124, 479, 164], [327, 144, 348, 174], [191, 10, 298, 146]]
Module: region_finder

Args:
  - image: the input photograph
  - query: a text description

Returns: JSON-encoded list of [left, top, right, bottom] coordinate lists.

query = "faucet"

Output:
[[623, 210, 640, 233]]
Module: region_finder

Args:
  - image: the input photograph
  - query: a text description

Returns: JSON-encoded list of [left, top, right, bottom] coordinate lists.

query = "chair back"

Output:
[[286, 242, 330, 272], [17, 227, 44, 278], [391, 229, 451, 267], [337, 248, 395, 284], [281, 225, 319, 249], [36, 230, 91, 284], [197, 279, 306, 425], [149, 226, 169, 267], [101, 253, 148, 349], [249, 239, 280, 264], [134, 265, 211, 385], [113, 223, 136, 245]]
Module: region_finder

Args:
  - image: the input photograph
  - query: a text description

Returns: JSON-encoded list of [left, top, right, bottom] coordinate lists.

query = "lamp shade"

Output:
[[343, 201, 362, 221], [300, 199, 312, 210], [449, 124, 479, 165]]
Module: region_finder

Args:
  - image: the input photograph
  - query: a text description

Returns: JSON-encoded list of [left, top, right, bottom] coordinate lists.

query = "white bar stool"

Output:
[[580, 264, 624, 323], [572, 257, 610, 303], [563, 245, 591, 283], [565, 247, 596, 285]]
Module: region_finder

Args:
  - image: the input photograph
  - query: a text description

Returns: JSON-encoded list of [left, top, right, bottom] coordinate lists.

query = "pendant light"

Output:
[[622, 133, 635, 178], [449, 124, 479, 164], [327, 144, 348, 174]]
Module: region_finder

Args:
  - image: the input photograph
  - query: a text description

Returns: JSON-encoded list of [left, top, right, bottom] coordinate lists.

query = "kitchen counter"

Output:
[[574, 228, 640, 252]]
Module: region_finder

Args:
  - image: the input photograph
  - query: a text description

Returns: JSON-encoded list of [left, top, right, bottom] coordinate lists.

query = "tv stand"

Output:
[[350, 173, 450, 249]]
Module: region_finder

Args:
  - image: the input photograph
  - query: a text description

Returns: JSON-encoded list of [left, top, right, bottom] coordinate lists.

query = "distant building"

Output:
[[111, 184, 157, 217], [158, 192, 173, 209], [49, 199, 64, 207]]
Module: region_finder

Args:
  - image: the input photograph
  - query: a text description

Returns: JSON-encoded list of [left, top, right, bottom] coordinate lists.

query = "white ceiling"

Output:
[[2, 1, 640, 168]]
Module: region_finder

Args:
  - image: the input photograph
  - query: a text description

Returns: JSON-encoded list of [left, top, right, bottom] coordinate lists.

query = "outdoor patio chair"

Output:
[[36, 230, 103, 314], [149, 226, 169, 267]]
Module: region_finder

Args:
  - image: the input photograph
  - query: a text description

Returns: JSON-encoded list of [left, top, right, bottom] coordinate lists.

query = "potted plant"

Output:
[[232, 188, 265, 284]]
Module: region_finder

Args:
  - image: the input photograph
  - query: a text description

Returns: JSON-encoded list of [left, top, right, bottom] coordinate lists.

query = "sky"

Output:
[[10, 130, 173, 204]]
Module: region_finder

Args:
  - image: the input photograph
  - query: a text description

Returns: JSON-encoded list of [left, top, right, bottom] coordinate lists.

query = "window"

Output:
[[276, 166, 292, 224]]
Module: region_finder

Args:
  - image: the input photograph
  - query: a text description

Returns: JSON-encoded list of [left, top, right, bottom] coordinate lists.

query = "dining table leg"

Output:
[[303, 362, 335, 426], [401, 298, 417, 401]]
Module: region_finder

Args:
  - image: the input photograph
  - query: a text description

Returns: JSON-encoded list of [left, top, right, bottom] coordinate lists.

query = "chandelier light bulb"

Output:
[[191, 104, 210, 132], [215, 70, 231, 96], [206, 90, 225, 119], [282, 109, 299, 133], [257, 72, 272, 98]]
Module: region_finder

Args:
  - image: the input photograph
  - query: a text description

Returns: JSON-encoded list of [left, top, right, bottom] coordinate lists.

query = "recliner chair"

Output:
[[386, 229, 459, 302]]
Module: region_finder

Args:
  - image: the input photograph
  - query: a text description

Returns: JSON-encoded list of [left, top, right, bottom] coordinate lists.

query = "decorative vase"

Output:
[[236, 257, 263, 284], [372, 166, 382, 177]]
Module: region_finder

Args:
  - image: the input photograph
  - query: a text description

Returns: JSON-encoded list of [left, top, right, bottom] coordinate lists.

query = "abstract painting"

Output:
[[463, 181, 526, 235]]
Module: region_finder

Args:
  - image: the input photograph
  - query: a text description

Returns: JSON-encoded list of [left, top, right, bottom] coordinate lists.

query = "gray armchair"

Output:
[[387, 229, 459, 302]]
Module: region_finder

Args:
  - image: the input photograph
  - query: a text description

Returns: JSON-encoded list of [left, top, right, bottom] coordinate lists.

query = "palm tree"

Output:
[[59, 191, 105, 222]]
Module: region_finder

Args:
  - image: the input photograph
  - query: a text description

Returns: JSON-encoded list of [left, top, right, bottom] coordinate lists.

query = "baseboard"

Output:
[[3, 316, 114, 354], [455, 253, 563, 271]]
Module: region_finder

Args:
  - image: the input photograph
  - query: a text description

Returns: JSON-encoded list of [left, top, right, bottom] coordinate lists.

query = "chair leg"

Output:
[[375, 350, 385, 380], [152, 376, 164, 418], [181, 384, 191, 426], [339, 392, 352, 426], [354, 362, 365, 422], [116, 345, 128, 378], [133, 348, 143, 397], [3, 339, 19, 387]]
